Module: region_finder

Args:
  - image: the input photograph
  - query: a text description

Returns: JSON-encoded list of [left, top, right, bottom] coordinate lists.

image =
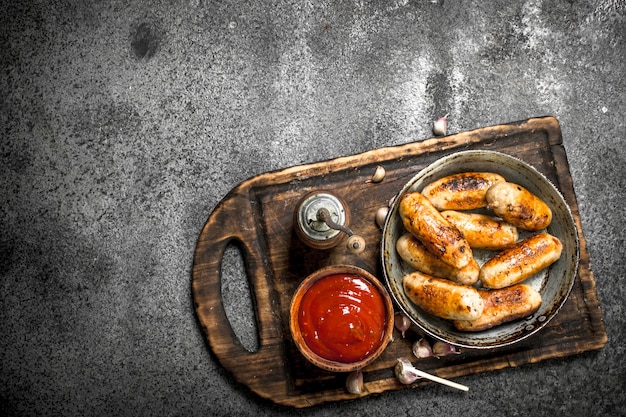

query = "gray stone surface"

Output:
[[1, 0, 624, 416]]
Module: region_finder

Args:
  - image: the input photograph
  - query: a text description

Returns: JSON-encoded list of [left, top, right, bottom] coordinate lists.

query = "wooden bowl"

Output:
[[289, 265, 394, 372]]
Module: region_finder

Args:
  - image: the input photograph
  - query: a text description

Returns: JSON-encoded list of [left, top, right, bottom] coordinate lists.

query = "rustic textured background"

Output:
[[1, 0, 624, 415]]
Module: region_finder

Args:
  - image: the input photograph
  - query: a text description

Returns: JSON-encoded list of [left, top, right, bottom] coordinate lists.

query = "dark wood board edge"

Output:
[[191, 186, 292, 397], [191, 116, 607, 408], [549, 144, 607, 343], [234, 116, 562, 190]]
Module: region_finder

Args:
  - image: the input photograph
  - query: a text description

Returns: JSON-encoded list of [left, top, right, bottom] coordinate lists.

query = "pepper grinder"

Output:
[[293, 191, 365, 253]]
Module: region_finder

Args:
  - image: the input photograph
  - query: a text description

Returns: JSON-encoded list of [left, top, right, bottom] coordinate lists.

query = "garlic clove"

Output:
[[366, 165, 386, 183], [375, 206, 389, 229], [394, 357, 421, 385], [346, 235, 366, 254], [433, 115, 448, 136], [432, 341, 461, 357], [345, 369, 364, 394], [412, 337, 434, 359], [394, 312, 411, 338], [396, 357, 470, 391]]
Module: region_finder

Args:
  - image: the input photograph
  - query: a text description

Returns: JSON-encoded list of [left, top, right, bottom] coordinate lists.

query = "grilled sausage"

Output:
[[396, 233, 479, 286], [403, 271, 484, 321], [399, 192, 473, 269], [479, 233, 563, 289], [441, 210, 518, 250], [485, 182, 552, 231], [453, 284, 542, 331], [421, 172, 506, 211]]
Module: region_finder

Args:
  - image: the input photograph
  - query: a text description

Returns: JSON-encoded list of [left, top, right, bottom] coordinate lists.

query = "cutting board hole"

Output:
[[221, 241, 260, 353]]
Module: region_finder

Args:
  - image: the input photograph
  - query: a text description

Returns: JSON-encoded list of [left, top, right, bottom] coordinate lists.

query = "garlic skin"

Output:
[[375, 207, 389, 229], [412, 337, 433, 359], [394, 312, 411, 338], [433, 115, 448, 136], [432, 341, 460, 357], [345, 369, 364, 394], [394, 358, 421, 385]]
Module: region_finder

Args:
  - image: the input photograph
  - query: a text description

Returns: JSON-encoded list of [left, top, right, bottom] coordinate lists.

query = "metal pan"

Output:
[[381, 150, 579, 349]]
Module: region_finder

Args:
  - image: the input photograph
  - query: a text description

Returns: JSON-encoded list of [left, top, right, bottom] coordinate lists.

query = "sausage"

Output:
[[399, 192, 473, 269], [453, 284, 542, 331], [421, 172, 506, 211], [485, 182, 552, 231], [479, 233, 563, 289], [441, 210, 518, 250], [402, 271, 484, 321], [396, 233, 479, 286]]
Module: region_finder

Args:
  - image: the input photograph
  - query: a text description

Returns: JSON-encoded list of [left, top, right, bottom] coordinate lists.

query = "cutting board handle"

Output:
[[192, 186, 283, 389]]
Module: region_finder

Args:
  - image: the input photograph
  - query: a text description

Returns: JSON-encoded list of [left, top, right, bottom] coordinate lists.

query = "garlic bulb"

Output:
[[394, 357, 421, 385], [432, 341, 460, 357], [345, 369, 364, 394], [394, 312, 411, 338], [412, 337, 433, 359], [433, 115, 448, 136]]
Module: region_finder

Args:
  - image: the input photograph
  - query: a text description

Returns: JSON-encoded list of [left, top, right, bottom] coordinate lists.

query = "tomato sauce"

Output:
[[297, 273, 388, 363]]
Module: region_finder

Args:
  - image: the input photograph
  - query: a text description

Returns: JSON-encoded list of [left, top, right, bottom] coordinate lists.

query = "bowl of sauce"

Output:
[[289, 265, 394, 372]]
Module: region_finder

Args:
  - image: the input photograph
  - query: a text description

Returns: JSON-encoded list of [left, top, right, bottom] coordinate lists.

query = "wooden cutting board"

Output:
[[192, 116, 607, 407]]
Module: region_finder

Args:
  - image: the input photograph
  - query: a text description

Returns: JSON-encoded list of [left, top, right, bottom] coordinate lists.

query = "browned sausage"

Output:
[[453, 284, 542, 331], [396, 233, 479, 286], [479, 233, 563, 289], [399, 192, 473, 269], [441, 210, 518, 250], [421, 172, 506, 211], [485, 182, 552, 231], [402, 271, 484, 321]]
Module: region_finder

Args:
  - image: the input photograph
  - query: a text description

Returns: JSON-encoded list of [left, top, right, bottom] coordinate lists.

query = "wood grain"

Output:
[[192, 117, 607, 407]]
